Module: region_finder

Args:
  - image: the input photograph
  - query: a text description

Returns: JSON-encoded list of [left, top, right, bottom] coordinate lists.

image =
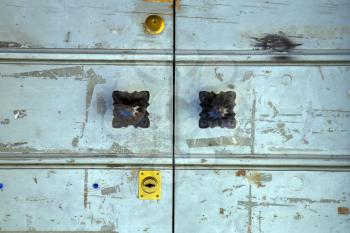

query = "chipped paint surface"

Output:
[[0, 170, 172, 232], [236, 170, 272, 188], [0, 118, 10, 125], [177, 0, 350, 50], [0, 0, 173, 50], [0, 64, 172, 155], [10, 66, 83, 80], [338, 207, 349, 215], [13, 109, 27, 119], [175, 170, 350, 233], [0, 1, 349, 232], [186, 136, 251, 148], [101, 186, 120, 195], [0, 142, 37, 153], [0, 41, 22, 48], [176, 65, 350, 156]]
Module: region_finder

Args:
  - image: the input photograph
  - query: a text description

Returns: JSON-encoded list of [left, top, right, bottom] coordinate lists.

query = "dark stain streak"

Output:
[[0, 142, 37, 153], [258, 211, 263, 233], [0, 118, 10, 125], [214, 68, 224, 82], [84, 169, 88, 209], [294, 212, 303, 220], [96, 93, 107, 116], [287, 197, 341, 204], [271, 55, 295, 61], [227, 84, 235, 89], [268, 101, 279, 118], [85, 68, 106, 123], [252, 34, 302, 52], [222, 188, 233, 193], [318, 67, 325, 80], [0, 142, 28, 147], [0, 41, 22, 48], [64, 31, 71, 43], [72, 137, 79, 147], [247, 185, 252, 233], [251, 90, 256, 154]]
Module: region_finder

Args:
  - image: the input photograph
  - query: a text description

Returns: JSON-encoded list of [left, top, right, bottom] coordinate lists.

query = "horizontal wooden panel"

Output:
[[0, 169, 172, 232], [0, 0, 173, 50], [175, 170, 350, 233], [176, 0, 350, 51], [0, 64, 172, 155], [175, 65, 350, 156]]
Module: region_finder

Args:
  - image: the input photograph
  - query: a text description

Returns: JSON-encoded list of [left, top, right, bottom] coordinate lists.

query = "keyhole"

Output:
[[145, 183, 155, 188], [141, 177, 158, 193]]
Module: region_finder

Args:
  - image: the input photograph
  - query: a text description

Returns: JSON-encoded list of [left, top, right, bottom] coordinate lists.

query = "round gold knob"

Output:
[[144, 15, 165, 35]]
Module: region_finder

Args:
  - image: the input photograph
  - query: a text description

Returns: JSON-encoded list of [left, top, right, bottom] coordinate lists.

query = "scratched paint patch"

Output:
[[101, 186, 120, 195], [236, 170, 272, 188], [0, 41, 22, 48], [0, 142, 37, 153], [9, 66, 84, 80], [337, 207, 349, 215], [13, 109, 27, 119], [186, 136, 251, 148], [0, 118, 10, 125]]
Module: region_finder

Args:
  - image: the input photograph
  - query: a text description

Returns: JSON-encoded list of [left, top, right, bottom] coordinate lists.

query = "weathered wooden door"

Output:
[[1, 0, 350, 232]]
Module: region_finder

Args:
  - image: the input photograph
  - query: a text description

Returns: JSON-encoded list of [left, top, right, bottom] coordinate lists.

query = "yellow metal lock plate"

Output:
[[138, 170, 161, 200]]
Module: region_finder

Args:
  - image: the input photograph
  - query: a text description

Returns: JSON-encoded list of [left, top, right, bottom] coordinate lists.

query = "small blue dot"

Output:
[[0, 183, 4, 190], [92, 183, 99, 189]]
